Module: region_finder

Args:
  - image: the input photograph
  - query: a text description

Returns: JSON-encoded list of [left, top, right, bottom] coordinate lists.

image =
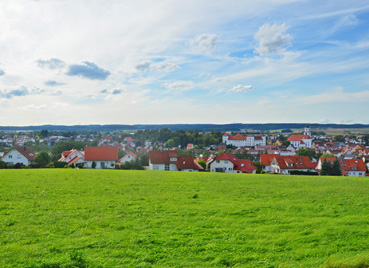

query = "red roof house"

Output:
[[84, 146, 118, 169]]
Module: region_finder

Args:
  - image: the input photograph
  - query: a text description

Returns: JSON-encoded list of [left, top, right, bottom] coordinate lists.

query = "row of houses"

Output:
[[1, 145, 367, 176]]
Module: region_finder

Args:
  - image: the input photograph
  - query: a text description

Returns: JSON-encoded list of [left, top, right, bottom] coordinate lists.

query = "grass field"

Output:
[[1, 170, 368, 268]]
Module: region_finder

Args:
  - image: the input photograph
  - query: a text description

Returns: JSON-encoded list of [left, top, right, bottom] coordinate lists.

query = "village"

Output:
[[1, 126, 368, 176]]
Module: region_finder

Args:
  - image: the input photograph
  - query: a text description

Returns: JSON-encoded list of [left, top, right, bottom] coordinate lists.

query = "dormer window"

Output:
[[170, 157, 177, 161]]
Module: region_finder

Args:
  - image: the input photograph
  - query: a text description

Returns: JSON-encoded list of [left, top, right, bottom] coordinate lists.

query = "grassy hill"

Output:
[[1, 170, 368, 267]]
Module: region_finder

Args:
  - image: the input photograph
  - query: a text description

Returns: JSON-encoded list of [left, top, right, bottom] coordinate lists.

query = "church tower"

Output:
[[304, 125, 311, 137]]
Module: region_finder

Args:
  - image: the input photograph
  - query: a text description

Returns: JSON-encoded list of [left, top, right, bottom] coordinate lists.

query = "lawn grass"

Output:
[[0, 170, 368, 267]]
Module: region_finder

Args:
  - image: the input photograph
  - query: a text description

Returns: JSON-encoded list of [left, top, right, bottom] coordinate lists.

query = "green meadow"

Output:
[[0, 170, 368, 268]]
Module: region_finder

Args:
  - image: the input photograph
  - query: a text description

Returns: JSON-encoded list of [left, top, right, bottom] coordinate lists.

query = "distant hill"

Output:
[[1, 123, 369, 132]]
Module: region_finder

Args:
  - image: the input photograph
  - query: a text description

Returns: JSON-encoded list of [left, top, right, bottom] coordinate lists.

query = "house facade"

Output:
[[118, 151, 137, 163], [84, 146, 118, 169], [58, 149, 85, 166], [316, 157, 366, 177], [222, 133, 266, 147], [1, 146, 36, 166], [148, 150, 203, 171], [208, 152, 256, 173], [269, 155, 316, 174]]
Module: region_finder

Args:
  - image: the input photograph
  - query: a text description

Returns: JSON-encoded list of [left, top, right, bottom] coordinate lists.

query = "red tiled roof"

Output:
[[260, 154, 277, 166], [214, 153, 256, 173], [129, 151, 137, 158], [235, 159, 256, 173], [68, 156, 81, 165], [15, 147, 36, 161], [176, 157, 203, 170], [84, 146, 118, 161], [287, 135, 311, 141], [228, 133, 247, 140], [124, 137, 133, 142], [149, 150, 179, 164], [273, 155, 315, 169], [341, 159, 366, 172]]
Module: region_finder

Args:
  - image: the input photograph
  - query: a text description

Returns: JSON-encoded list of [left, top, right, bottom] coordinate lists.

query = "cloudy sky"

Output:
[[1, 0, 369, 126]]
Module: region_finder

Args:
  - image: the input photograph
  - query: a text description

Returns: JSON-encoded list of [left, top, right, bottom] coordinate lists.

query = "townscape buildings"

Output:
[[1, 126, 368, 176]]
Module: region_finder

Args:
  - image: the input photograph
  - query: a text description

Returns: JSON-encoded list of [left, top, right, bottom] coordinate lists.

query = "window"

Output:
[[224, 160, 228, 164], [229, 167, 232, 171], [216, 160, 220, 163], [170, 157, 177, 161], [8, 155, 12, 159], [165, 164, 170, 171]]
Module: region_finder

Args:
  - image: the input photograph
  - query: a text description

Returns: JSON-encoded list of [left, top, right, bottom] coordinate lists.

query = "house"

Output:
[[58, 149, 85, 166], [222, 133, 266, 147], [148, 150, 203, 171], [1, 146, 36, 166], [186, 143, 194, 150], [123, 137, 135, 147], [208, 152, 256, 173], [260, 154, 278, 173], [287, 126, 313, 149], [316, 157, 366, 177], [84, 146, 118, 169], [118, 151, 137, 163], [269, 155, 316, 174]]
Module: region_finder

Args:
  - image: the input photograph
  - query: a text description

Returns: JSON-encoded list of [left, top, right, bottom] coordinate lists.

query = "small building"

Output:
[[58, 149, 85, 166], [1, 146, 36, 166], [316, 157, 366, 177], [84, 146, 118, 169], [148, 150, 202, 171], [270, 155, 316, 174], [118, 151, 137, 163], [208, 152, 256, 173]]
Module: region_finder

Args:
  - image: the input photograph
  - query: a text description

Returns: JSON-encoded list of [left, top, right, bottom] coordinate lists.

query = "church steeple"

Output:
[[304, 125, 311, 136]]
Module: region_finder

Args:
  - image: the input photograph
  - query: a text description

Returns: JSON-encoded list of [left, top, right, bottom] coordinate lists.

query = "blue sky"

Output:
[[0, 0, 369, 125]]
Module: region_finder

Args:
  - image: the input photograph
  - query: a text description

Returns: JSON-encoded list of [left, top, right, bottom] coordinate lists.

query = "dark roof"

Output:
[[176, 157, 203, 170], [15, 146, 36, 161], [149, 150, 179, 164]]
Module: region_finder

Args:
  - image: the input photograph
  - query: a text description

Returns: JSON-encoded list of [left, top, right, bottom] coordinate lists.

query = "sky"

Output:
[[1, 0, 369, 126]]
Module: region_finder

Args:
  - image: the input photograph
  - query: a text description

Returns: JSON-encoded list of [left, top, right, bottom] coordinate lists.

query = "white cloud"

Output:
[[229, 85, 253, 92], [18, 104, 47, 110], [292, 87, 369, 105], [254, 23, 292, 56], [190, 33, 218, 51], [164, 81, 194, 90], [155, 63, 180, 72]]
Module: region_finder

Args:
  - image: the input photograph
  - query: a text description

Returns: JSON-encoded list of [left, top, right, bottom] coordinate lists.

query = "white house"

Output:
[[208, 152, 256, 173], [148, 150, 203, 171], [269, 155, 316, 174], [287, 126, 313, 149], [222, 133, 266, 147], [1, 146, 36, 166], [58, 149, 85, 166], [84, 146, 118, 169], [118, 151, 137, 163]]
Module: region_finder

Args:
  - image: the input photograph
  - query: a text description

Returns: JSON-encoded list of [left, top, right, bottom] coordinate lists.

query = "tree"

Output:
[[252, 161, 264, 174], [92, 161, 97, 168], [40, 129, 49, 138], [321, 152, 334, 158], [35, 151, 51, 168], [320, 158, 329, 176], [334, 135, 345, 142], [197, 159, 207, 170], [332, 158, 342, 176]]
